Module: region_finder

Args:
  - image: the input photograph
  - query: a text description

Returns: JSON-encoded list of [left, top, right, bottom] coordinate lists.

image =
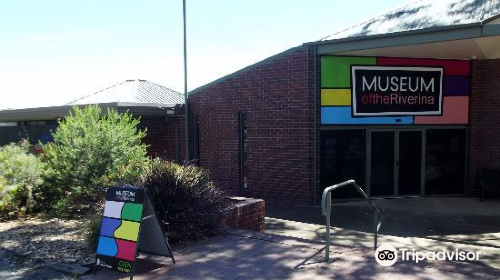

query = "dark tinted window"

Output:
[[321, 130, 366, 198], [425, 129, 466, 195]]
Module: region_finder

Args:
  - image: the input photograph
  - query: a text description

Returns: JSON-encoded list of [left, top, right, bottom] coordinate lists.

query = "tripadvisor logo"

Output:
[[375, 244, 482, 266], [375, 244, 398, 266]]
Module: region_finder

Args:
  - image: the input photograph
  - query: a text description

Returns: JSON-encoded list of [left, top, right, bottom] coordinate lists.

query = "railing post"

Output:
[[325, 192, 331, 261], [322, 180, 382, 262], [373, 209, 378, 250]]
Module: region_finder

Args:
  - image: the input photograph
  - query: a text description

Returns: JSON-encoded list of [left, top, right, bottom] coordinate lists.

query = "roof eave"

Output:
[[0, 102, 185, 122], [303, 22, 500, 54], [483, 13, 500, 24]]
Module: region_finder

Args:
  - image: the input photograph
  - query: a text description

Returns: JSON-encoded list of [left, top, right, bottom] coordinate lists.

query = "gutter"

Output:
[[303, 21, 500, 54], [0, 103, 185, 122], [303, 22, 483, 46]]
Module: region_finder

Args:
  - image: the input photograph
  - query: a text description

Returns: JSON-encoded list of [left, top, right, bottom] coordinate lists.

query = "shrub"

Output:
[[83, 214, 102, 253], [51, 197, 72, 217], [0, 141, 44, 217], [39, 105, 149, 211], [141, 159, 229, 243]]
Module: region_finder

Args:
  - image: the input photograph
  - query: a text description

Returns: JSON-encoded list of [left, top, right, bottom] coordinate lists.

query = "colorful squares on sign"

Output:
[[321, 107, 413, 124], [100, 217, 140, 241], [114, 221, 140, 241], [443, 76, 469, 96], [414, 97, 469, 124], [96, 236, 137, 261], [103, 201, 124, 219], [321, 89, 351, 106], [97, 236, 118, 257], [320, 56, 470, 125], [376, 57, 470, 76], [98, 197, 143, 264], [115, 239, 137, 261], [103, 201, 143, 221], [100, 217, 121, 237], [321, 56, 376, 88], [122, 203, 143, 222]]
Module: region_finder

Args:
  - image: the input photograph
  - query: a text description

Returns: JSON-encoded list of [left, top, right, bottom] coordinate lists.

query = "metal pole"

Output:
[[183, 0, 189, 162], [325, 192, 331, 261], [373, 210, 378, 250], [312, 45, 318, 205]]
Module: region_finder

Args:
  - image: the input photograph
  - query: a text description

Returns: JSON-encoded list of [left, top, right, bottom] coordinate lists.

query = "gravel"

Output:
[[0, 216, 95, 265]]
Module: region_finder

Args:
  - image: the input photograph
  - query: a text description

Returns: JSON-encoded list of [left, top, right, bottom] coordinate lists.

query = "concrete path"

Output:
[[82, 229, 500, 280], [266, 217, 500, 269], [80, 197, 500, 279], [265, 197, 500, 269]]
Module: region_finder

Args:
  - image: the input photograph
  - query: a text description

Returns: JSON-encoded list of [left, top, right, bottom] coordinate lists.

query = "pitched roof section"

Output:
[[69, 79, 184, 106], [322, 0, 500, 41]]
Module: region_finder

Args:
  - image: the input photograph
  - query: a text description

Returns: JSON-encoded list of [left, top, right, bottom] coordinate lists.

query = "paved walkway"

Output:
[[81, 198, 500, 279], [266, 197, 500, 269], [82, 228, 500, 280]]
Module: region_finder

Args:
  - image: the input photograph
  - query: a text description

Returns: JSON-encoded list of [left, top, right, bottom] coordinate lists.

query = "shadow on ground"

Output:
[[266, 197, 500, 239], [83, 229, 500, 280]]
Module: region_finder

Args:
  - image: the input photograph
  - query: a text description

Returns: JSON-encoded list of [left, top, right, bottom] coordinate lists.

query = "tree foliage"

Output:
[[0, 141, 44, 217], [39, 105, 149, 209]]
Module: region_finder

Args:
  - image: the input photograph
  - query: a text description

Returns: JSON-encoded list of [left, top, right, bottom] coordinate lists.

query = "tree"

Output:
[[39, 105, 149, 209]]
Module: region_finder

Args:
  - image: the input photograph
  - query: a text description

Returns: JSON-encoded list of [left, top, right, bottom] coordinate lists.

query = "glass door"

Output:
[[398, 131, 422, 195], [370, 131, 395, 196], [369, 130, 423, 197]]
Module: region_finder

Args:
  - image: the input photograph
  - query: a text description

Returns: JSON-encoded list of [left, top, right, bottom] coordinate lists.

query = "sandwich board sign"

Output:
[[95, 186, 175, 278]]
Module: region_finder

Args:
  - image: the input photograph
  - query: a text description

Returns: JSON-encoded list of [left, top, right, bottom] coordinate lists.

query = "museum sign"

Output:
[[351, 66, 443, 116]]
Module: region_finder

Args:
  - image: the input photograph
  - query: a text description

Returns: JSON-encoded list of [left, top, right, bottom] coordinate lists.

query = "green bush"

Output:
[[39, 105, 149, 211], [141, 159, 229, 243], [83, 214, 102, 253], [0, 141, 44, 217], [51, 197, 73, 217]]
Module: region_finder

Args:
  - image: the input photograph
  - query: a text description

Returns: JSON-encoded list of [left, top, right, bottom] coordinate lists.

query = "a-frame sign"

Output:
[[95, 186, 175, 279]]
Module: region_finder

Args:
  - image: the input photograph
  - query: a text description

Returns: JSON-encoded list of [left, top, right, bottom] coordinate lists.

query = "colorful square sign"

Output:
[[321, 56, 470, 125], [96, 187, 144, 274]]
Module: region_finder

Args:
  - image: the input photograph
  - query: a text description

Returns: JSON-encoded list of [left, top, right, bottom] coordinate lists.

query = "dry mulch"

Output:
[[0, 216, 95, 265]]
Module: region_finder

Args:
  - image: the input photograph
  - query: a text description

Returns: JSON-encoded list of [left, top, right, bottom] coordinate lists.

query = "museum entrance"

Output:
[[320, 128, 466, 198], [369, 130, 423, 196]]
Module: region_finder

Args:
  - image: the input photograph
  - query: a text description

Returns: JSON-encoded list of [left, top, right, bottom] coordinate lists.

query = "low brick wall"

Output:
[[220, 197, 265, 232]]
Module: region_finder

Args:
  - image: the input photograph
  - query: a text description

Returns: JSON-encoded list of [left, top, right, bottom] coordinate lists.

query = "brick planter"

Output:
[[220, 197, 265, 232]]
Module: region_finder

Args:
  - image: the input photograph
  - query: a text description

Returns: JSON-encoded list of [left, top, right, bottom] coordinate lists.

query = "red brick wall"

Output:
[[141, 116, 182, 162], [468, 58, 500, 194], [189, 47, 315, 203], [220, 197, 265, 232]]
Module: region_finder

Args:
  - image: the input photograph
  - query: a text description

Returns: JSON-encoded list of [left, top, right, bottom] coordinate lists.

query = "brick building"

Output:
[[186, 0, 500, 204], [2, 0, 500, 205]]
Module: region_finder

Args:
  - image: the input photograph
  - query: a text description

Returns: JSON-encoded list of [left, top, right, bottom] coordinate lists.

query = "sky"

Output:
[[0, 0, 409, 109]]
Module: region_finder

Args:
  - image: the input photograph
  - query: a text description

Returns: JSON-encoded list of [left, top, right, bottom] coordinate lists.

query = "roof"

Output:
[[0, 80, 185, 122], [322, 0, 500, 40], [0, 103, 184, 122], [69, 79, 184, 106]]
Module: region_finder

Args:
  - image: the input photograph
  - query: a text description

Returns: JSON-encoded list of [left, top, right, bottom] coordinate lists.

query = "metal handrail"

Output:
[[321, 179, 383, 261]]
